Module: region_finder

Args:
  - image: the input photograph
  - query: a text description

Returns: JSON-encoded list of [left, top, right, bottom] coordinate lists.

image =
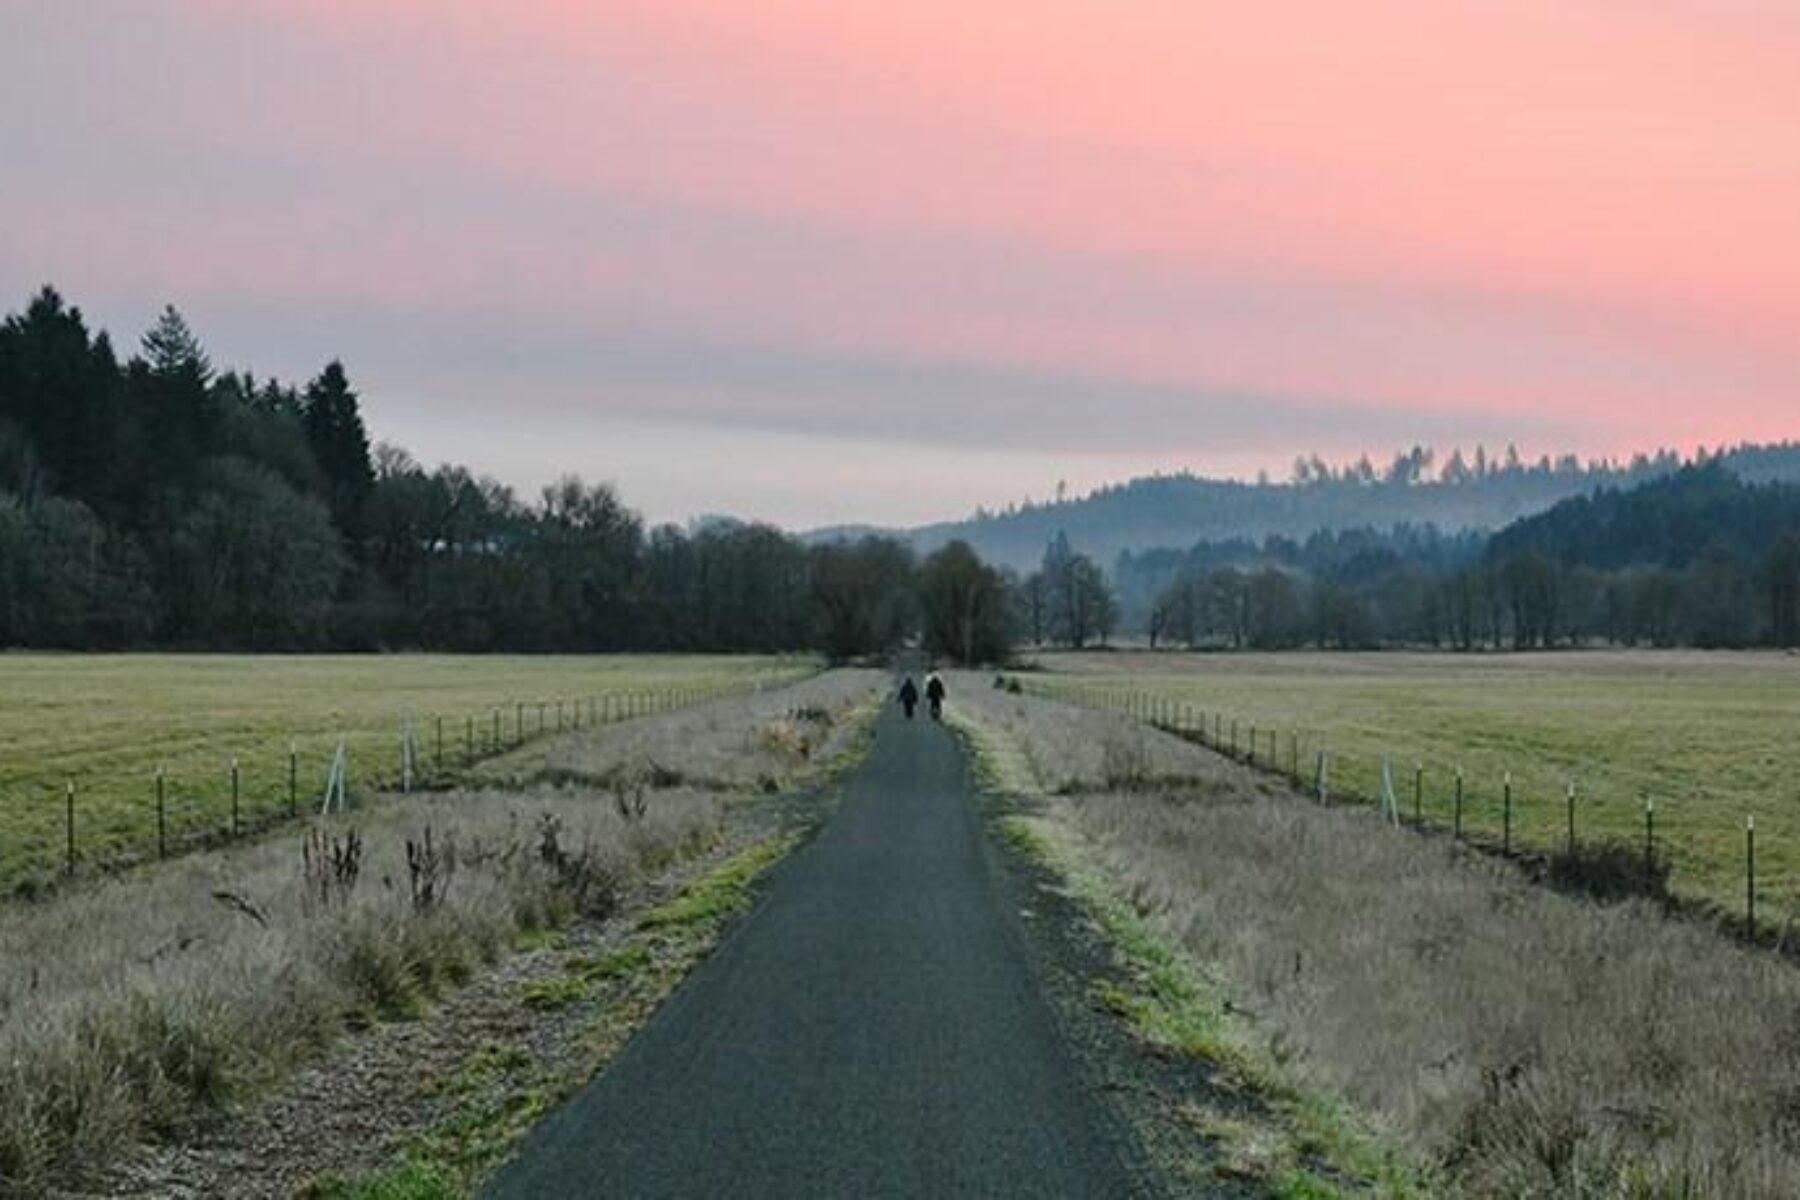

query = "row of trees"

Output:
[[0, 287, 1038, 662]]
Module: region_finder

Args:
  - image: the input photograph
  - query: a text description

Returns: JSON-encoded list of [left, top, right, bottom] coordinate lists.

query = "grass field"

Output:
[[0, 654, 816, 892], [1024, 650, 1800, 917]]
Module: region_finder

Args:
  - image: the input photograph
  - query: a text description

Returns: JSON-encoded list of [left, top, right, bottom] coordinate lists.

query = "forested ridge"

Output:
[[1132, 466, 1800, 650], [899, 441, 1800, 572]]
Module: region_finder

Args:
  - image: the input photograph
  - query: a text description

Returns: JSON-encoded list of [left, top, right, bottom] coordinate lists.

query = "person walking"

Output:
[[898, 676, 920, 719], [925, 672, 946, 721]]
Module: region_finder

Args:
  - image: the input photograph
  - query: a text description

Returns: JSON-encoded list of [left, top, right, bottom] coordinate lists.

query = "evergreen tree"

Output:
[[134, 304, 220, 495], [1770, 533, 1800, 647], [302, 361, 375, 542]]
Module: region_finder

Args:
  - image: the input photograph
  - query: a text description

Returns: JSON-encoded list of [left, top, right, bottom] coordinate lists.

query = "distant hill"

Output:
[[810, 443, 1800, 573], [1487, 462, 1800, 571]]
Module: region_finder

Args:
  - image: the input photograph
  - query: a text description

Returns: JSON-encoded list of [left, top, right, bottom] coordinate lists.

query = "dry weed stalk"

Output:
[[404, 826, 455, 912], [301, 825, 363, 915]]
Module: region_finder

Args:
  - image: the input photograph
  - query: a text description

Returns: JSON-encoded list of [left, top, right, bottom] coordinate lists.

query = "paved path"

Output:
[[485, 703, 1137, 1198]]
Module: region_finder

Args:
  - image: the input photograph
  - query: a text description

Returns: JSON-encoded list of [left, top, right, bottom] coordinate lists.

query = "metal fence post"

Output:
[[1747, 814, 1757, 939], [156, 767, 167, 860], [1503, 771, 1513, 854]]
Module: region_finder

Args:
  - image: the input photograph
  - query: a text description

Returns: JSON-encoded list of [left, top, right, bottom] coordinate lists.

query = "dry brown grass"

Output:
[[0, 788, 721, 1197], [960, 683, 1800, 1197], [947, 670, 1273, 795], [518, 669, 885, 793]]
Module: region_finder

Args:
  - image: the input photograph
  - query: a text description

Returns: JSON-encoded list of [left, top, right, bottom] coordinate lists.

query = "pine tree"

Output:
[[302, 361, 374, 542], [141, 305, 212, 384]]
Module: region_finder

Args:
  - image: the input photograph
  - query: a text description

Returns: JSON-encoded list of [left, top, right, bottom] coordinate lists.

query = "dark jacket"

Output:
[[898, 678, 920, 706], [925, 675, 946, 702]]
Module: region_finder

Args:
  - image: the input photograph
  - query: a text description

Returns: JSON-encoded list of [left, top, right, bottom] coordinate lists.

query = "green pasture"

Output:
[[1029, 650, 1800, 917], [0, 654, 815, 891]]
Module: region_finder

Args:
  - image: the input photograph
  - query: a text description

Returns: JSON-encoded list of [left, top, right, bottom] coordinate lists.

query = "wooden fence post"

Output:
[[65, 780, 76, 877], [231, 757, 241, 838]]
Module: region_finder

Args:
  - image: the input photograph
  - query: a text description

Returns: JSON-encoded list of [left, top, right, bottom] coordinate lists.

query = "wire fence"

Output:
[[11, 673, 801, 895], [1022, 677, 1782, 947]]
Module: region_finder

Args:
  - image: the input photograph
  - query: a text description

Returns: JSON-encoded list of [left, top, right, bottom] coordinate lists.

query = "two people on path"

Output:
[[898, 672, 947, 721]]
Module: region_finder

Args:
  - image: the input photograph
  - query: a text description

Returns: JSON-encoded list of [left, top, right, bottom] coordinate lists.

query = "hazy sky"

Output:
[[5, 3, 1799, 528]]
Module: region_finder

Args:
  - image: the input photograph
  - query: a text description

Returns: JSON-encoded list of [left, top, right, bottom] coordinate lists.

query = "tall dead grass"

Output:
[[965, 685, 1800, 1196], [0, 789, 719, 1197], [530, 669, 884, 792], [948, 670, 1270, 795]]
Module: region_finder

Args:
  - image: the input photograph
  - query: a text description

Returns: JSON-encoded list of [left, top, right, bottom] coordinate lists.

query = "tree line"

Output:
[[0, 287, 1029, 662], [13, 286, 1791, 660]]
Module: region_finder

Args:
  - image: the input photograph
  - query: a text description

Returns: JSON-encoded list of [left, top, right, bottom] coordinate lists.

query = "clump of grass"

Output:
[[1544, 841, 1672, 905], [0, 788, 721, 1197]]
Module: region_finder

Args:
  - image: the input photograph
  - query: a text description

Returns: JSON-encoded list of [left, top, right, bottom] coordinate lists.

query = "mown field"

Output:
[[0, 654, 816, 891], [1025, 650, 1800, 917]]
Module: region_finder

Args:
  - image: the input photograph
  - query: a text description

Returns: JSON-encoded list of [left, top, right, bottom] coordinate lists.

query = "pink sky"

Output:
[[5, 1, 1799, 526]]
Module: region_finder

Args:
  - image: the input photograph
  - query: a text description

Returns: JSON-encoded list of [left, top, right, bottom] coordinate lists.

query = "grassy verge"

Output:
[[307, 836, 797, 1199], [1002, 814, 1431, 1199], [950, 699, 1429, 1198], [0, 789, 724, 1198]]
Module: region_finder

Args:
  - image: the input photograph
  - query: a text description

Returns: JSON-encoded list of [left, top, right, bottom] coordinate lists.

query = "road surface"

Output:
[[484, 701, 1139, 1198]]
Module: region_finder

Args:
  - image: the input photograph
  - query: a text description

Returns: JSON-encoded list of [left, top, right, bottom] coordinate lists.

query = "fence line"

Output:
[[1021, 678, 1775, 946], [13, 671, 806, 895]]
